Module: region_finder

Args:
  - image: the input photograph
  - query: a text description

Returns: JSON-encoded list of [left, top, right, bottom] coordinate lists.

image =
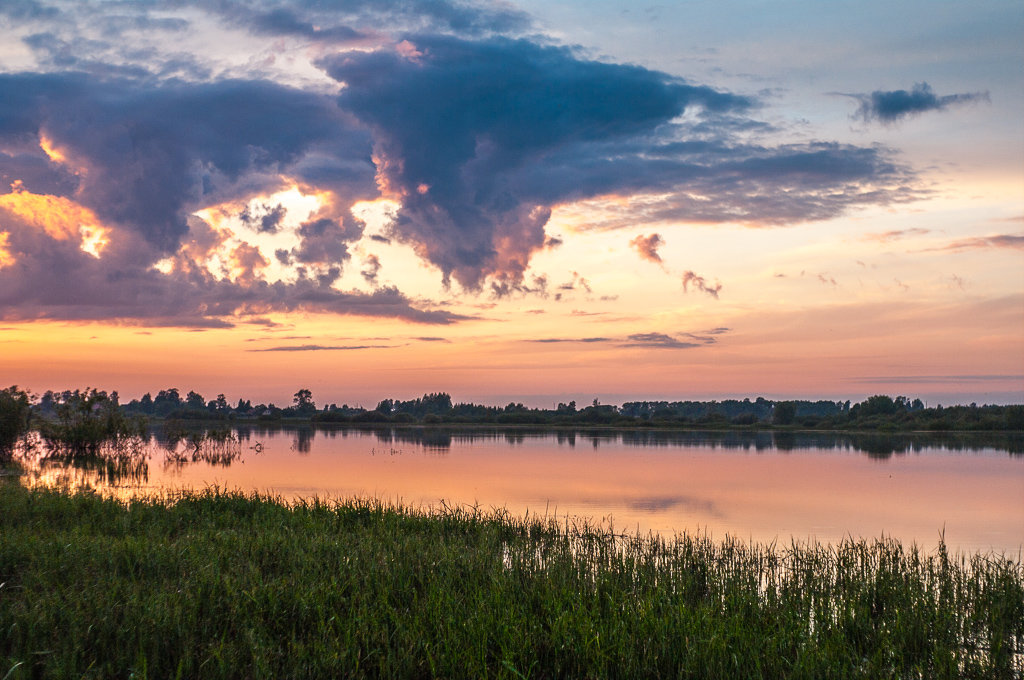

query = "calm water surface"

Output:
[[19, 426, 1024, 555]]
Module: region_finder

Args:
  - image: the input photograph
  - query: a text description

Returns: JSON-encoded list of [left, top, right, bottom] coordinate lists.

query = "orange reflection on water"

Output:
[[30, 429, 1024, 555]]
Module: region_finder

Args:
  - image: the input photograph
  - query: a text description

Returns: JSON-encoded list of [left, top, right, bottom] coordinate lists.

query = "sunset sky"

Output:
[[1, 0, 1021, 408]]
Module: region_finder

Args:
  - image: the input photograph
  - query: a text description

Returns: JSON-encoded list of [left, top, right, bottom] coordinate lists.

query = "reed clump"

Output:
[[0, 483, 1020, 679]]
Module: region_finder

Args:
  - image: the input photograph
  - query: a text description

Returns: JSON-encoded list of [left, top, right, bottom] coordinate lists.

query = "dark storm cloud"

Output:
[[321, 34, 753, 289], [318, 34, 919, 287], [0, 71, 376, 254], [239, 6, 365, 41], [0, 151, 78, 197], [845, 82, 989, 124]]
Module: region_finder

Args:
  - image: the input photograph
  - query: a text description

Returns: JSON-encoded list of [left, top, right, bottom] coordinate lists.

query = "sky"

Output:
[[0, 0, 1021, 408]]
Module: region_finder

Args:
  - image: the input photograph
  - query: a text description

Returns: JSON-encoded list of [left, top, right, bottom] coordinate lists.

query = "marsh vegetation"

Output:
[[0, 484, 1021, 678]]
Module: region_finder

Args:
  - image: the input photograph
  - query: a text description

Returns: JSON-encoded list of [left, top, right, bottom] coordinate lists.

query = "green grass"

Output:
[[1, 482, 1021, 679]]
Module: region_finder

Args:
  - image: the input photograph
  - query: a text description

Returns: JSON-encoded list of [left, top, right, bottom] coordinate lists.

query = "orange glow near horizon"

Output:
[[1, 172, 1020, 407]]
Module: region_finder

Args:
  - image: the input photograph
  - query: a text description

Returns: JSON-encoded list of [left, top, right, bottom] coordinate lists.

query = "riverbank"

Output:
[[1, 482, 1021, 678]]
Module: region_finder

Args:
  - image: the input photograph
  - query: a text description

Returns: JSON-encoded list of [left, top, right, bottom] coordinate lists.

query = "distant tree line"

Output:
[[115, 389, 1021, 431], [1, 386, 1022, 451]]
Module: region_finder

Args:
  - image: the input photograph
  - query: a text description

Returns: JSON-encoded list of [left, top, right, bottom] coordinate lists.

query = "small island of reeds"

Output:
[[1, 483, 1021, 679]]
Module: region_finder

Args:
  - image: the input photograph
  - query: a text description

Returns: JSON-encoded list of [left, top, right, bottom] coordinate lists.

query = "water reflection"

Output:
[[7, 424, 1023, 555], [225, 425, 1021, 458], [11, 425, 1024, 489], [16, 433, 150, 487]]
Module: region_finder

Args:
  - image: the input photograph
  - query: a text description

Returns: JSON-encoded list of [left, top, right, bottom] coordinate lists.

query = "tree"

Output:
[[293, 389, 315, 415], [186, 390, 205, 410], [0, 386, 32, 456], [855, 395, 897, 418], [772, 401, 796, 426]]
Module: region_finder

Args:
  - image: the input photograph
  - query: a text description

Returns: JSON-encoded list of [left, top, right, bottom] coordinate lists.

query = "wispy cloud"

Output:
[[681, 271, 721, 299], [924, 234, 1024, 252], [855, 374, 1024, 384], [531, 337, 613, 344], [864, 228, 932, 242], [529, 330, 724, 349], [623, 332, 713, 349], [247, 344, 395, 352]]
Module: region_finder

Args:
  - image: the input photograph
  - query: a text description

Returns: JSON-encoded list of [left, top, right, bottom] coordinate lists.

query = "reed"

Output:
[[0, 483, 1020, 679]]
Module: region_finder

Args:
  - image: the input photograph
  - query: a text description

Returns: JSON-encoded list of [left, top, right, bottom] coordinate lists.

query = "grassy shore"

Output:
[[1, 482, 1021, 679]]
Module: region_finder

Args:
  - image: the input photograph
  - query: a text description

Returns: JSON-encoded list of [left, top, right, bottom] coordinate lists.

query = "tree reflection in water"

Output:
[[5, 424, 1021, 492]]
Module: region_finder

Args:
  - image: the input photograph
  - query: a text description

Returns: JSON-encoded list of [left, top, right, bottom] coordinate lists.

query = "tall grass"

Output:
[[1, 483, 1021, 679]]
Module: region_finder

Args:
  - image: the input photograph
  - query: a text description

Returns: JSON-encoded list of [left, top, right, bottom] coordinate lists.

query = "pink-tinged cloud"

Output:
[[629, 233, 665, 264], [927, 234, 1024, 252], [0, 206, 465, 327], [864, 227, 931, 242], [682, 271, 721, 299]]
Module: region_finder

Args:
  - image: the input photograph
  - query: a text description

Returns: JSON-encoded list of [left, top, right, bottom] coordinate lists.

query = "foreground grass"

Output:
[[1, 484, 1021, 679]]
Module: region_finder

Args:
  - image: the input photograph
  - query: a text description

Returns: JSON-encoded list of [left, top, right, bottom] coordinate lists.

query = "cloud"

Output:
[[221, 0, 533, 39], [556, 271, 592, 294], [0, 71, 376, 253], [530, 329, 727, 350], [629, 233, 665, 265], [0, 1, 931, 324], [239, 203, 287, 234], [843, 82, 989, 124], [681, 271, 721, 299], [622, 332, 708, 349], [247, 344, 395, 352], [319, 34, 790, 290], [531, 337, 612, 344], [855, 374, 1024, 384], [0, 205, 464, 326], [925, 234, 1024, 252], [361, 254, 382, 285], [864, 228, 932, 242]]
